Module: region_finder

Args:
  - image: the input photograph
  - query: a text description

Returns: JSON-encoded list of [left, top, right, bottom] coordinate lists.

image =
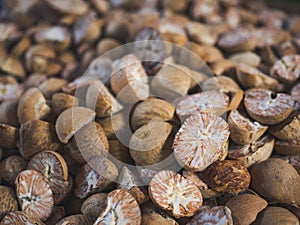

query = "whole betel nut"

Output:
[[0, 185, 18, 219], [253, 207, 299, 225]]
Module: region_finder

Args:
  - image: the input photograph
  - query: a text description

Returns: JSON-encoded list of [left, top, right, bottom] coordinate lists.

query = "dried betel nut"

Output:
[[187, 206, 233, 225], [51, 92, 80, 115], [130, 97, 175, 131], [173, 112, 230, 171], [0, 185, 18, 219], [15, 170, 54, 221], [56, 214, 92, 225], [108, 139, 133, 169], [200, 160, 251, 194], [45, 0, 88, 16], [225, 194, 267, 225], [251, 158, 300, 206], [149, 170, 203, 218], [254, 207, 299, 225], [229, 51, 261, 68], [0, 211, 45, 225], [27, 150, 69, 204], [17, 87, 51, 124], [55, 106, 96, 144], [0, 155, 27, 185], [244, 88, 294, 125], [271, 55, 300, 84], [274, 139, 300, 155], [45, 206, 65, 225], [94, 189, 141, 225], [0, 99, 19, 127], [38, 77, 67, 98], [228, 110, 268, 145], [81, 193, 107, 222], [228, 134, 274, 167], [0, 123, 19, 149], [291, 83, 300, 102]]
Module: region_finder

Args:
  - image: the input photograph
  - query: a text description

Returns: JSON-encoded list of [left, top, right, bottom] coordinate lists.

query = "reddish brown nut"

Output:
[[94, 189, 141, 225], [244, 88, 294, 125], [0, 185, 18, 219], [0, 123, 19, 148], [27, 151, 69, 204], [225, 194, 267, 225], [200, 160, 251, 194], [187, 206, 233, 225], [228, 110, 268, 145], [149, 170, 203, 218], [271, 55, 300, 84], [17, 87, 51, 124], [173, 112, 230, 171], [176, 90, 229, 118], [81, 193, 107, 221], [19, 120, 61, 159], [16, 170, 54, 221], [0, 155, 27, 185], [0, 211, 45, 225], [274, 139, 300, 155], [46, 0, 88, 16], [55, 106, 96, 144]]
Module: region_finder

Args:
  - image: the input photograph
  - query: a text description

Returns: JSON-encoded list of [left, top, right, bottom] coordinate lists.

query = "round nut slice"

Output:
[[15, 170, 54, 221], [244, 88, 294, 125], [173, 112, 230, 171], [94, 189, 141, 225], [27, 151, 69, 204], [0, 211, 45, 225], [149, 170, 203, 218], [228, 110, 268, 145]]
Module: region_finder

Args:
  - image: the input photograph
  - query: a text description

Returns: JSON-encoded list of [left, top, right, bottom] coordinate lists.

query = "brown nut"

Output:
[[244, 88, 294, 125], [96, 38, 120, 56], [253, 207, 299, 225], [16, 170, 54, 221], [45, 0, 88, 16], [251, 158, 300, 206], [108, 139, 133, 169], [45, 206, 65, 225], [0, 123, 19, 148], [19, 120, 61, 159], [274, 139, 300, 155], [56, 214, 91, 225], [228, 110, 268, 145], [81, 193, 107, 222], [55, 106, 96, 144], [225, 194, 267, 225], [270, 113, 300, 140], [0, 56, 25, 79], [51, 93, 80, 115], [229, 51, 261, 67], [0, 211, 45, 225], [0, 155, 27, 185], [149, 170, 203, 218], [0, 185, 18, 219], [0, 99, 19, 127], [200, 160, 251, 194], [142, 207, 179, 225], [173, 112, 230, 171], [38, 78, 67, 99], [186, 21, 218, 45], [254, 28, 291, 48]]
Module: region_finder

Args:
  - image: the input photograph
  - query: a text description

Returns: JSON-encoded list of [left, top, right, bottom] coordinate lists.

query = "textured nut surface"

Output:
[[0, 155, 27, 185], [0, 123, 19, 148], [0, 185, 18, 219], [271, 55, 300, 83], [0, 211, 45, 225], [81, 193, 107, 221], [254, 207, 299, 225]]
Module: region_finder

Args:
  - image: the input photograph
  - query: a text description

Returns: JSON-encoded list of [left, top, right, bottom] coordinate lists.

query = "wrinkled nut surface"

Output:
[[254, 207, 299, 225], [149, 170, 203, 218], [0, 185, 18, 219], [15, 170, 54, 221], [173, 112, 230, 171], [0, 155, 27, 185], [244, 88, 294, 125], [94, 189, 141, 225], [0, 123, 19, 149], [81, 193, 107, 221], [0, 211, 44, 225]]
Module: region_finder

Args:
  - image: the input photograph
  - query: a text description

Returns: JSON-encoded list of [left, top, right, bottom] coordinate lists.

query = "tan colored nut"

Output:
[[176, 90, 229, 118], [19, 120, 60, 159], [209, 58, 235, 76], [117, 166, 149, 204], [228, 110, 268, 145], [0, 99, 19, 127], [271, 55, 300, 84], [244, 88, 294, 125], [236, 63, 278, 89], [17, 87, 51, 124], [225, 194, 267, 225], [254, 28, 291, 48], [229, 51, 261, 67], [24, 73, 47, 90], [0, 22, 21, 43], [56, 214, 92, 225], [292, 83, 300, 102], [55, 106, 95, 144], [51, 93, 80, 115], [38, 78, 67, 98], [270, 113, 300, 140], [110, 54, 149, 104], [34, 26, 71, 51], [0, 123, 18, 148], [274, 139, 300, 155], [129, 120, 173, 166], [0, 56, 25, 79], [202, 76, 241, 93], [228, 134, 274, 167], [200, 160, 251, 194], [0, 155, 27, 185], [149, 170, 203, 218], [27, 151, 69, 204], [85, 80, 123, 117], [46, 0, 88, 16], [283, 154, 300, 174], [45, 206, 65, 225], [16, 170, 54, 221], [186, 22, 218, 45], [187, 206, 233, 225], [69, 122, 109, 164], [274, 41, 297, 57], [74, 157, 118, 199], [0, 211, 45, 225], [81, 193, 107, 222], [0, 185, 18, 219], [254, 207, 299, 225], [97, 38, 120, 56], [173, 112, 230, 171], [158, 19, 187, 46], [251, 158, 300, 205], [131, 97, 175, 131]]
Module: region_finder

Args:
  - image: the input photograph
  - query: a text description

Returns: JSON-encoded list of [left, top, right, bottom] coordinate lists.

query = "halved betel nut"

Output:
[[0, 185, 18, 219], [27, 150, 69, 204], [149, 170, 203, 218], [228, 110, 268, 145], [244, 88, 294, 125], [94, 189, 141, 225], [15, 170, 54, 221], [51, 92, 80, 115], [0, 211, 45, 225], [173, 112, 230, 171]]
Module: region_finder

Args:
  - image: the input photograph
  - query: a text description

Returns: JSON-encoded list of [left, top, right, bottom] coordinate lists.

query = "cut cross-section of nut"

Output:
[[94, 189, 141, 225], [149, 170, 203, 218], [0, 211, 45, 225], [173, 112, 230, 171], [15, 170, 54, 221]]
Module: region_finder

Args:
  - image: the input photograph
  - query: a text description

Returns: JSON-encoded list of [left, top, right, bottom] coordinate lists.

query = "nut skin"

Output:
[[0, 155, 27, 185], [81, 193, 107, 221], [0, 123, 19, 148], [253, 207, 299, 225], [1, 211, 45, 225], [51, 92, 80, 115], [0, 185, 18, 220]]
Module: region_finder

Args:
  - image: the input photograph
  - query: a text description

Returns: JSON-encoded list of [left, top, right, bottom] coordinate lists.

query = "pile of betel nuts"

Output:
[[0, 0, 300, 224]]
